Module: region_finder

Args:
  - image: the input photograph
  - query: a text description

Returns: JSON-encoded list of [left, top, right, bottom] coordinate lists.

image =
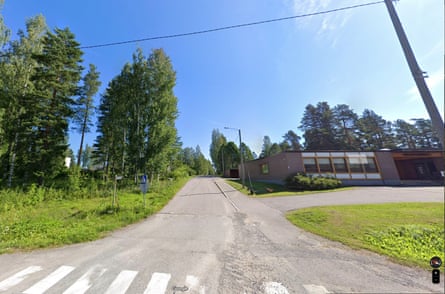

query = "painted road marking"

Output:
[[0, 264, 311, 294], [185, 275, 206, 293], [264, 281, 290, 294], [63, 266, 107, 294], [0, 266, 42, 291], [104, 270, 138, 294], [144, 272, 171, 294], [303, 284, 330, 294], [23, 265, 75, 294]]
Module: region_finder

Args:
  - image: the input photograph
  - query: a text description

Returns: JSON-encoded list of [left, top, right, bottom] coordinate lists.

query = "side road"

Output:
[[243, 186, 444, 212]]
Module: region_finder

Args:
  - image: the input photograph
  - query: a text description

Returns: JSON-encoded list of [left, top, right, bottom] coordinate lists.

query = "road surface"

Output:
[[0, 177, 443, 293]]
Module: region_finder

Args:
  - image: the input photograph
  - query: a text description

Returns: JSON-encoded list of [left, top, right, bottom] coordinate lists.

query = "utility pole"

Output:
[[238, 128, 246, 188], [384, 0, 444, 147]]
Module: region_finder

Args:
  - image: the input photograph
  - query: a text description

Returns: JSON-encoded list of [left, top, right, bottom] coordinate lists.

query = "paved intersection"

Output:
[[0, 177, 443, 293]]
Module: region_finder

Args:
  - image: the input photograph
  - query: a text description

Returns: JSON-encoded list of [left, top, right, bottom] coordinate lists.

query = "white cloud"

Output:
[[283, 0, 359, 46]]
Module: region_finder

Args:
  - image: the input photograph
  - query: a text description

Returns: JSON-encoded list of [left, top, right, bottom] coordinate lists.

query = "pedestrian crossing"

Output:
[[0, 264, 329, 293], [0, 265, 205, 294]]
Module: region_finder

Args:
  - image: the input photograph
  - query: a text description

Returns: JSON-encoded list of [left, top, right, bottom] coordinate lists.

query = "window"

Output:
[[348, 157, 363, 173], [303, 158, 318, 173], [363, 157, 378, 173], [318, 158, 333, 172], [261, 163, 269, 174], [332, 158, 348, 173]]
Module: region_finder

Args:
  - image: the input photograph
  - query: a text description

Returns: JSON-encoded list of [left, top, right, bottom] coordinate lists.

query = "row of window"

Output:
[[303, 156, 379, 174]]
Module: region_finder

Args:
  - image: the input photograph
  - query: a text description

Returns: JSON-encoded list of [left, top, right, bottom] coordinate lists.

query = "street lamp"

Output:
[[224, 126, 246, 188]]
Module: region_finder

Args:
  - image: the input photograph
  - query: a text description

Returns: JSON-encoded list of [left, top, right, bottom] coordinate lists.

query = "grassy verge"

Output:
[[286, 202, 444, 269], [226, 179, 352, 198], [0, 177, 189, 254]]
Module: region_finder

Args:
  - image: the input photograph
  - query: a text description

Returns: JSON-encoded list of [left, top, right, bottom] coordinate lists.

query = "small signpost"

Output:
[[140, 174, 148, 207], [113, 175, 123, 208]]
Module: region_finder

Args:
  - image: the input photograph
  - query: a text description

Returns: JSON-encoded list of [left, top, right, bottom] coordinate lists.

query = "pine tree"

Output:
[[300, 102, 338, 150], [332, 104, 359, 150], [281, 130, 302, 151], [0, 15, 47, 186], [412, 118, 441, 149], [30, 27, 83, 185], [357, 109, 396, 150], [394, 119, 417, 149], [73, 64, 101, 167]]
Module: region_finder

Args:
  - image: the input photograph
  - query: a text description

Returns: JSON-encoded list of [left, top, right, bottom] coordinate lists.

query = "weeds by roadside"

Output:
[[0, 177, 189, 254]]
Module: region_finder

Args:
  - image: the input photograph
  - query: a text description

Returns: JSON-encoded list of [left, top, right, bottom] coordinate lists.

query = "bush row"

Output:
[[285, 173, 342, 190]]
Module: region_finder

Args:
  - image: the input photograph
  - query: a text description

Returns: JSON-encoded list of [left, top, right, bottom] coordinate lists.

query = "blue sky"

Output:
[[2, 0, 443, 158]]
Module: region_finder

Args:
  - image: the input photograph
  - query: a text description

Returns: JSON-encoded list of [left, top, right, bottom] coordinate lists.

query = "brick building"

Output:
[[242, 150, 444, 186]]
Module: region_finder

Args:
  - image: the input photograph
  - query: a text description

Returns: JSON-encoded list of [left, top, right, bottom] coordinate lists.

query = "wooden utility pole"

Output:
[[384, 0, 444, 147]]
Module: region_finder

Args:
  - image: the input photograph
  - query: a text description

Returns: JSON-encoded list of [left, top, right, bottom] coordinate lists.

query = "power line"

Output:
[[80, 1, 384, 49]]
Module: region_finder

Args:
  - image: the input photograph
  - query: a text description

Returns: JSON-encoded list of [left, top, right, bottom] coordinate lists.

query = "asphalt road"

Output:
[[0, 177, 443, 293]]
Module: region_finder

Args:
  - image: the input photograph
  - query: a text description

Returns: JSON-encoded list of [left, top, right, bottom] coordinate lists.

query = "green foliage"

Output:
[[286, 203, 444, 268], [281, 130, 302, 151], [179, 145, 213, 175], [300, 102, 338, 150], [209, 129, 227, 174], [285, 173, 342, 190], [357, 109, 396, 150], [226, 179, 349, 198], [169, 165, 194, 179], [364, 225, 444, 266], [73, 64, 101, 167], [0, 177, 189, 254], [28, 27, 83, 185], [94, 48, 179, 181], [220, 141, 240, 169]]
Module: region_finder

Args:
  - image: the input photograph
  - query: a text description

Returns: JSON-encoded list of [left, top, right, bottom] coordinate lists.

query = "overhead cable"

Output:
[[80, 1, 384, 49]]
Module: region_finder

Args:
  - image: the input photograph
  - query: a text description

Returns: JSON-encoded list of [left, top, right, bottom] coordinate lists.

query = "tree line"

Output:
[[0, 15, 87, 186], [299, 102, 440, 151], [0, 12, 211, 188], [209, 102, 440, 173]]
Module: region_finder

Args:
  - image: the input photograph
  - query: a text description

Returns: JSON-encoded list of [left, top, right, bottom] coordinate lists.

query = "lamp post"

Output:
[[224, 126, 245, 188]]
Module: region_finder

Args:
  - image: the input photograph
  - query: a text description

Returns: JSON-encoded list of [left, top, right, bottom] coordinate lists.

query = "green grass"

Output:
[[226, 179, 352, 198], [286, 202, 445, 269], [0, 177, 189, 254]]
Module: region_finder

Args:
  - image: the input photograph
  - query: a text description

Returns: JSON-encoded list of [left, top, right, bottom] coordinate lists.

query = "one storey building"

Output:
[[241, 150, 444, 186]]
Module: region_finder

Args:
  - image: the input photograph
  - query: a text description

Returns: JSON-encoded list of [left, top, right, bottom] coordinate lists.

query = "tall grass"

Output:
[[0, 176, 190, 254]]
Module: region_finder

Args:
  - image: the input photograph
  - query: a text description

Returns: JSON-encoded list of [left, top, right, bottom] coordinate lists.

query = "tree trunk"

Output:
[[77, 106, 89, 167]]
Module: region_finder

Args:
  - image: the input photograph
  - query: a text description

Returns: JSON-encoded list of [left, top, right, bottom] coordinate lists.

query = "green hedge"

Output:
[[285, 173, 342, 190]]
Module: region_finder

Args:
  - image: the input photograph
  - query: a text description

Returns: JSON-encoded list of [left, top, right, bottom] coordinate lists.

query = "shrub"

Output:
[[285, 173, 342, 190], [169, 165, 194, 179]]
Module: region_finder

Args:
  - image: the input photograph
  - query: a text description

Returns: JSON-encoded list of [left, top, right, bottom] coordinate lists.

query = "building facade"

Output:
[[242, 150, 444, 186]]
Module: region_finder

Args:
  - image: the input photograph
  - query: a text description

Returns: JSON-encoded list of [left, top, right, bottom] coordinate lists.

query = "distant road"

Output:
[[0, 177, 442, 293]]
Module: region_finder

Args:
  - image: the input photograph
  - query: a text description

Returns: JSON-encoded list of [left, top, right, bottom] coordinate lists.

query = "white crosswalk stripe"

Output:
[[144, 272, 171, 294], [62, 265, 107, 294], [104, 270, 138, 294], [23, 265, 75, 294], [303, 284, 330, 294], [0, 264, 325, 294], [185, 275, 206, 294], [0, 266, 42, 291]]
